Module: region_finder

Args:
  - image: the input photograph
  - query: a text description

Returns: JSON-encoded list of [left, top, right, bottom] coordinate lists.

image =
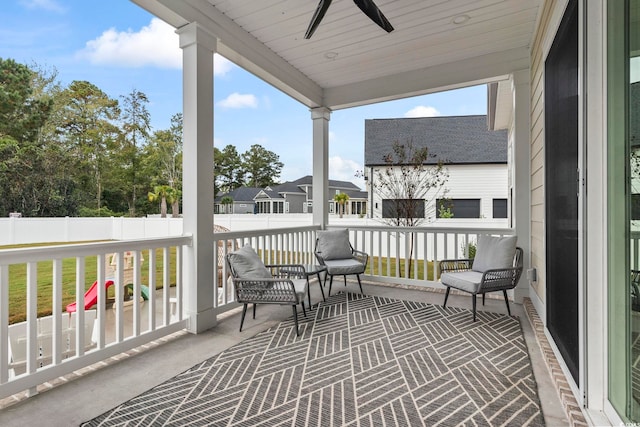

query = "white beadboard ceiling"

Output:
[[133, 0, 541, 109]]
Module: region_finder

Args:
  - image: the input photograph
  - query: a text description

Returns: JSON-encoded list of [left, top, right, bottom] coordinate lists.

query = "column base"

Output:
[[186, 307, 218, 333]]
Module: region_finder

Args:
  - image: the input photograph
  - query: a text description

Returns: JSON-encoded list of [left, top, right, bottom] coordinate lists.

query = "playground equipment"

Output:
[[66, 252, 149, 313]]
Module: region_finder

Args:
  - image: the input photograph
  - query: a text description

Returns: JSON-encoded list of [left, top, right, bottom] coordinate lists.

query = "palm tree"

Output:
[[148, 185, 172, 218], [220, 195, 234, 214], [167, 187, 181, 217], [333, 193, 350, 218]]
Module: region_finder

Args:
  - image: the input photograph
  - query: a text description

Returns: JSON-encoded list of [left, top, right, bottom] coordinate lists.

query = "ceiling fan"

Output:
[[304, 0, 394, 39]]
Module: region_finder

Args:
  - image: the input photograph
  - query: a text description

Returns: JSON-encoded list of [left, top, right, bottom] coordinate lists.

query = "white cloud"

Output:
[[329, 156, 363, 187], [20, 0, 65, 13], [217, 93, 258, 109], [76, 18, 233, 75], [404, 105, 441, 118], [214, 55, 234, 76]]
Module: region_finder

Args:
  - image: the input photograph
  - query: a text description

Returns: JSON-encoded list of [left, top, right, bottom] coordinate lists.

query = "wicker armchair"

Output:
[[226, 245, 308, 336], [439, 235, 523, 321], [314, 228, 369, 296]]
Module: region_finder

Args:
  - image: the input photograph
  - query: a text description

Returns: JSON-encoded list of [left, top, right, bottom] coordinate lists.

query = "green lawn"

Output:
[[2, 242, 177, 324], [367, 257, 437, 281]]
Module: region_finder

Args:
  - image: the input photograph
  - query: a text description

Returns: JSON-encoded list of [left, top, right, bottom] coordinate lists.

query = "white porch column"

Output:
[[311, 107, 331, 228], [178, 23, 217, 333], [512, 69, 532, 304]]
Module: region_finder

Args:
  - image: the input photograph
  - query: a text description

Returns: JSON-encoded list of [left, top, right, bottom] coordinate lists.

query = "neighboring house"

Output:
[[214, 187, 262, 214], [215, 175, 367, 215], [364, 115, 508, 223], [290, 175, 368, 215]]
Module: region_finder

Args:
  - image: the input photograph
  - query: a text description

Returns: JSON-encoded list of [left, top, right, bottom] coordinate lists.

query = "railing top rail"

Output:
[[213, 225, 320, 240], [327, 225, 516, 234], [0, 235, 193, 265]]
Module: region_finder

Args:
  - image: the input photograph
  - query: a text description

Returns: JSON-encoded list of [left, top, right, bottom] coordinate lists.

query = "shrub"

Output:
[[77, 207, 122, 217]]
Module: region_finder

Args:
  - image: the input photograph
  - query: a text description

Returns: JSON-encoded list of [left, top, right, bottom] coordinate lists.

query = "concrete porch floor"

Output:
[[0, 281, 570, 426]]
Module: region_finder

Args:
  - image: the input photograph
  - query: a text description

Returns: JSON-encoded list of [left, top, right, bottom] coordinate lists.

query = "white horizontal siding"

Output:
[[438, 164, 508, 219], [369, 164, 508, 223]]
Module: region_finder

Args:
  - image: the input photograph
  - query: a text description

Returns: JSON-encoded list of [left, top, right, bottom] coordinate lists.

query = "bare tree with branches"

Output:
[[367, 139, 449, 277]]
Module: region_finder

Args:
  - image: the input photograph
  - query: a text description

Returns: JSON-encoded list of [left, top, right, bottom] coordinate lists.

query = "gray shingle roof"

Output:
[[364, 115, 507, 166], [271, 181, 305, 194], [215, 187, 262, 202], [292, 175, 361, 190]]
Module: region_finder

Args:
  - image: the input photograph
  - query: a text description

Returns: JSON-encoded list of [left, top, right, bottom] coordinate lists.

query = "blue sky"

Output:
[[2, 0, 488, 187]]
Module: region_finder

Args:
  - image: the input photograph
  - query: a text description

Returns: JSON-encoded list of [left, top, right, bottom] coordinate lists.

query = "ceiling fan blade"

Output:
[[353, 0, 394, 33], [304, 0, 333, 39]]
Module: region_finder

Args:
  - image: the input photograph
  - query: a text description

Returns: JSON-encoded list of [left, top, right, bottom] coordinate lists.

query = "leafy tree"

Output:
[[57, 80, 120, 211], [0, 58, 60, 216], [334, 193, 349, 218], [215, 145, 244, 193], [141, 113, 183, 215], [370, 139, 449, 277], [118, 89, 151, 216], [0, 58, 52, 143], [241, 144, 283, 188]]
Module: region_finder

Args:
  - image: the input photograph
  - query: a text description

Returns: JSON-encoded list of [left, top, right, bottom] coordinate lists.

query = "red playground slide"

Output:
[[66, 280, 115, 313]]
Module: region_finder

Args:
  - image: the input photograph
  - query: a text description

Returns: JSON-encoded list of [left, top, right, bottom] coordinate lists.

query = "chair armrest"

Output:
[[314, 252, 326, 266], [439, 259, 473, 274], [267, 264, 306, 279], [478, 266, 524, 293], [352, 249, 368, 267], [232, 277, 300, 304]]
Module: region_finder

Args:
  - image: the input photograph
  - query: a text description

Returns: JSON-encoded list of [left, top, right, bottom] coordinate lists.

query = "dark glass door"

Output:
[[545, 0, 579, 384]]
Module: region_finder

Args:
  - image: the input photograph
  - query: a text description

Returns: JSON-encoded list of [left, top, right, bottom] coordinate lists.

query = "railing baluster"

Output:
[[115, 252, 124, 342], [75, 257, 86, 358], [52, 259, 63, 364], [132, 250, 141, 337], [0, 266, 8, 384], [26, 262, 37, 396], [163, 247, 170, 326], [96, 254, 106, 348], [176, 246, 183, 320], [147, 249, 156, 332]]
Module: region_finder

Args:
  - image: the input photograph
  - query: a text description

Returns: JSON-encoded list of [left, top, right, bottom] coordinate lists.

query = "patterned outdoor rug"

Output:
[[82, 292, 545, 426]]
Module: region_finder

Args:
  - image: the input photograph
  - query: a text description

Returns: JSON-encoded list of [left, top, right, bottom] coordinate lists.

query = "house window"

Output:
[[351, 201, 366, 215], [436, 199, 480, 218], [493, 199, 508, 218], [632, 194, 640, 220], [273, 201, 284, 213], [382, 199, 425, 219], [256, 201, 271, 213]]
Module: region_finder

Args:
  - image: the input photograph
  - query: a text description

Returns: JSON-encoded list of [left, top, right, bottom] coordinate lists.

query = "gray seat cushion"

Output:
[[472, 235, 517, 273], [316, 229, 353, 260], [227, 245, 272, 278], [441, 271, 484, 294], [324, 258, 365, 275]]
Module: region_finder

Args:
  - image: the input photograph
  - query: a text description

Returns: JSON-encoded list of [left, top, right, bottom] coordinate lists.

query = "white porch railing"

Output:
[[211, 225, 516, 300], [1, 225, 516, 400], [0, 236, 191, 399]]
